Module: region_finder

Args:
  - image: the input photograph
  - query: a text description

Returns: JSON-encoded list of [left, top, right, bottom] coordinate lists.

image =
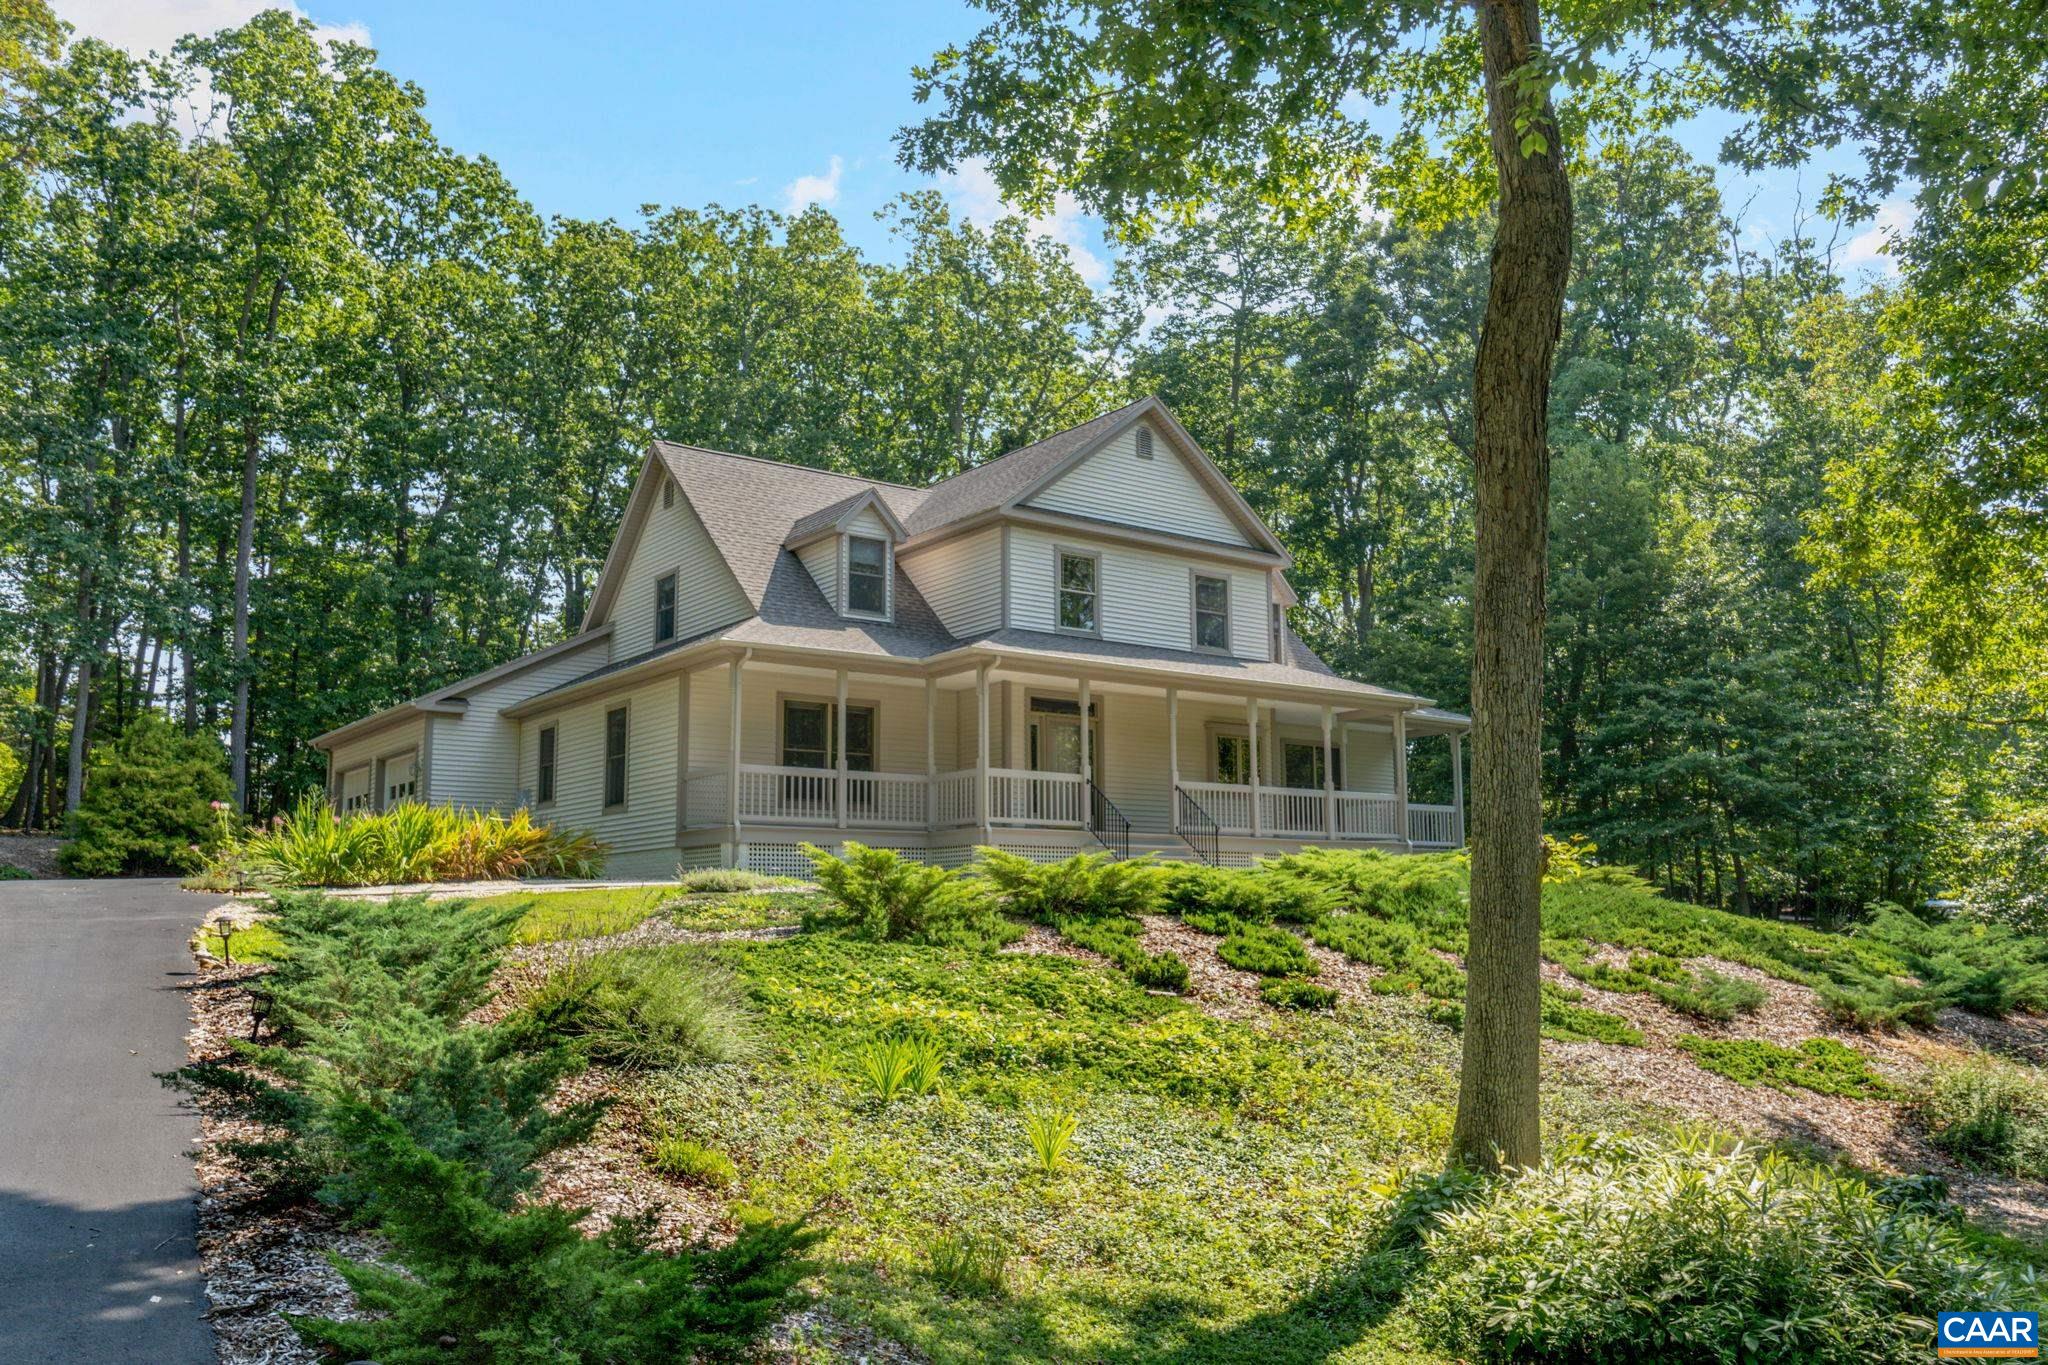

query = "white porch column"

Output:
[[976, 663, 992, 841], [1078, 676, 1093, 831], [727, 655, 744, 832], [924, 675, 937, 832], [1246, 695, 1263, 837], [834, 668, 849, 829], [1393, 708, 1411, 848], [1452, 731, 1466, 848], [1166, 687, 1180, 817], [1322, 705, 1336, 841]]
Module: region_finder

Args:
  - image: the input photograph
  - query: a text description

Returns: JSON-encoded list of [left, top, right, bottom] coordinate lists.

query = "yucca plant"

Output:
[[1023, 1105, 1078, 1174], [855, 1033, 942, 1102]]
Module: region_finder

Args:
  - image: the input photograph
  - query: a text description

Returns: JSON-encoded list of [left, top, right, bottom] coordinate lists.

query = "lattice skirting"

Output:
[[740, 840, 933, 878]]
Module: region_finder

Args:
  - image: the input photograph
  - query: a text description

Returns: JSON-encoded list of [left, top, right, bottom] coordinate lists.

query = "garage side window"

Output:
[[603, 708, 628, 808], [537, 725, 557, 804]]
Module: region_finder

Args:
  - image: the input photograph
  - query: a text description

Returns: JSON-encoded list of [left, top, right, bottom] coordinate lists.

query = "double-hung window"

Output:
[[1193, 574, 1230, 652], [654, 573, 677, 643], [845, 535, 888, 618], [1057, 550, 1098, 634], [537, 725, 557, 804], [603, 707, 628, 808], [780, 700, 874, 771], [1283, 741, 1339, 790]]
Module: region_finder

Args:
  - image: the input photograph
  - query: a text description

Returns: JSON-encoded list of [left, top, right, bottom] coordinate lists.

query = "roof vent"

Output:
[[1134, 427, 1154, 460], [662, 480, 675, 508]]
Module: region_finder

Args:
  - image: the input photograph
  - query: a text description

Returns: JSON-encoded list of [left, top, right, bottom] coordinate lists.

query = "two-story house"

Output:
[[312, 397, 1469, 877]]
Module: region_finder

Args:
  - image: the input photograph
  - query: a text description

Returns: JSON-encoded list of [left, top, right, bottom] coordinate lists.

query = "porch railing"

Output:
[[685, 763, 1461, 848], [1174, 785, 1219, 865], [1087, 779, 1132, 861], [1408, 803, 1461, 847]]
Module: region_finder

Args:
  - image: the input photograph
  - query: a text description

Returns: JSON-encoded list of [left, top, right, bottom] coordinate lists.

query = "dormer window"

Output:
[[654, 572, 677, 643], [845, 535, 889, 618]]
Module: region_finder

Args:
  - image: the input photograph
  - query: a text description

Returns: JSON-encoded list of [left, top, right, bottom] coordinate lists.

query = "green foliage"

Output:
[[1259, 977, 1337, 1011], [1411, 1130, 2040, 1364], [293, 1106, 818, 1363], [1311, 912, 1466, 999], [1129, 951, 1191, 993], [168, 891, 597, 1212], [517, 948, 757, 1071], [492, 885, 676, 944], [802, 841, 1015, 948], [1538, 984, 1643, 1046], [1023, 1105, 1078, 1174], [973, 847, 1165, 922], [216, 796, 606, 887], [854, 1032, 944, 1103], [1217, 921, 1316, 977], [58, 713, 229, 876], [926, 1229, 1010, 1298], [649, 1133, 738, 1190], [1675, 1036, 1900, 1100], [0, 863, 29, 880], [1917, 1058, 2048, 1180], [674, 867, 805, 893]]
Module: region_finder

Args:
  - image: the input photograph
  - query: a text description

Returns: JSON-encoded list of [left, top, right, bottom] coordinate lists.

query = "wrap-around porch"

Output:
[[676, 652, 1465, 864]]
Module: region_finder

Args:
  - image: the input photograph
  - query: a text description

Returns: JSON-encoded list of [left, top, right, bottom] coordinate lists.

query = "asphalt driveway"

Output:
[[0, 878, 215, 1362]]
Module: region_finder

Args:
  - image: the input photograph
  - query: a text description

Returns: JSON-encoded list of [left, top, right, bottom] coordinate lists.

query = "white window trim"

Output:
[[840, 532, 893, 622], [654, 571, 679, 644], [602, 704, 630, 812], [535, 724, 558, 807], [1190, 569, 1232, 655], [1053, 545, 1102, 638], [776, 692, 880, 769]]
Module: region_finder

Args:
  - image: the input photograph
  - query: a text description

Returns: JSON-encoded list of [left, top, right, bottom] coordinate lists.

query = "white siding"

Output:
[[427, 637, 613, 811], [1006, 527, 1270, 661], [845, 507, 890, 538], [1099, 691, 1171, 831], [1343, 725, 1397, 793], [797, 538, 838, 611], [517, 674, 681, 857], [738, 672, 937, 772], [610, 491, 750, 658], [327, 717, 424, 810], [901, 526, 1002, 637], [1025, 419, 1250, 547]]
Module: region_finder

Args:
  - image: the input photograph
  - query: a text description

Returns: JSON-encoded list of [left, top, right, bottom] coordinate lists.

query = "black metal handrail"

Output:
[[1175, 785, 1219, 865], [1087, 779, 1132, 861]]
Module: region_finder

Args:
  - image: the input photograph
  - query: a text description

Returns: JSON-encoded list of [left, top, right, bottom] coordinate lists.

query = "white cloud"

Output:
[[1842, 198, 1918, 274], [53, 0, 370, 58], [780, 155, 844, 213], [940, 157, 1110, 288]]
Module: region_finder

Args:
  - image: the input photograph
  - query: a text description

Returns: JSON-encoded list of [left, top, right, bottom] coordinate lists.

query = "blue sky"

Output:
[[62, 0, 1911, 283]]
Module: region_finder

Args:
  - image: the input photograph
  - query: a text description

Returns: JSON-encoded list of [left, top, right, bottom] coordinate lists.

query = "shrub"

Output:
[[1310, 912, 1465, 999], [1918, 1058, 2048, 1179], [1162, 863, 1279, 922], [1675, 1036, 1899, 1100], [802, 842, 1015, 948], [1260, 977, 1337, 1011], [650, 1133, 738, 1189], [294, 1106, 818, 1364], [0, 862, 33, 880], [168, 892, 598, 1211], [974, 847, 1165, 921], [1217, 922, 1316, 977], [59, 713, 230, 876], [1024, 1105, 1078, 1174], [1411, 1129, 2040, 1364], [1538, 984, 1643, 1045], [854, 1032, 943, 1103], [927, 1230, 1010, 1298], [1130, 951, 1192, 993], [519, 949, 757, 1071], [217, 796, 607, 887], [674, 867, 804, 893]]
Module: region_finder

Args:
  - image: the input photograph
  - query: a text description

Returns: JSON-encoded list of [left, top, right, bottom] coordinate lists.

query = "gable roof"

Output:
[[784, 486, 907, 547]]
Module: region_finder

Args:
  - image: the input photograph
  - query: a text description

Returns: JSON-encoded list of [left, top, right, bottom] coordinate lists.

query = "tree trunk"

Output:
[[229, 419, 260, 810], [1449, 0, 1573, 1175]]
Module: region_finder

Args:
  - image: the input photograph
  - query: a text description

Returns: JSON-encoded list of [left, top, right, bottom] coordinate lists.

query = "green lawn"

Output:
[[635, 932, 1642, 1363], [466, 885, 682, 944]]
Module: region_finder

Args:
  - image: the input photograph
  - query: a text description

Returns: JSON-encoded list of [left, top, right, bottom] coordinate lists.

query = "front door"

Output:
[[1028, 698, 1098, 823]]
